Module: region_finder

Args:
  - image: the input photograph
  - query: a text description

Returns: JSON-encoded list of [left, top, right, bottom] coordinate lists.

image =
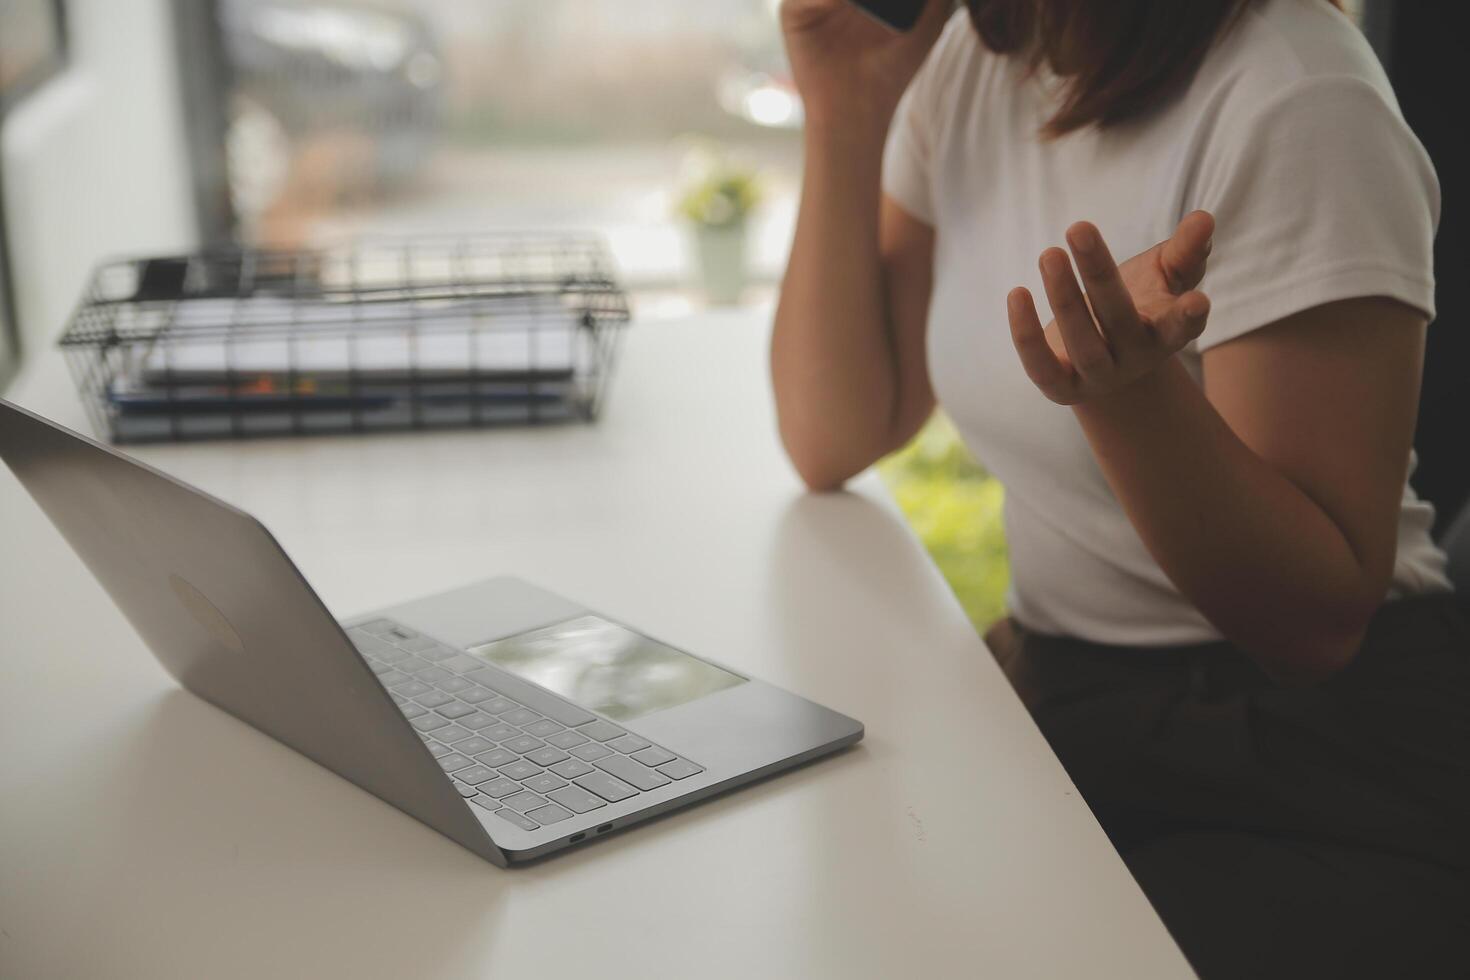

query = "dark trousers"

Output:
[[992, 594, 1470, 980]]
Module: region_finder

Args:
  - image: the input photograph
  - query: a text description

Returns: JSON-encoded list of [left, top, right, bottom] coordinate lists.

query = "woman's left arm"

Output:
[[1009, 213, 1427, 684]]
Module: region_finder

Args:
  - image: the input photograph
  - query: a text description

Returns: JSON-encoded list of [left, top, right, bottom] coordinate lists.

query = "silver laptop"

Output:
[[0, 399, 863, 865]]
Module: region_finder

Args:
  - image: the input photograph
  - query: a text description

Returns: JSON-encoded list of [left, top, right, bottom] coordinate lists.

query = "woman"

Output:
[[773, 0, 1469, 975]]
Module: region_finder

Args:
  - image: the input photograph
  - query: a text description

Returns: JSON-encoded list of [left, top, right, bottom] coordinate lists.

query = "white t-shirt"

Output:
[[882, 0, 1451, 646]]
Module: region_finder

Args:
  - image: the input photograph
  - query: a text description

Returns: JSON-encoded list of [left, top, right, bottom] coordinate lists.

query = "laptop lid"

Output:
[[0, 399, 505, 865]]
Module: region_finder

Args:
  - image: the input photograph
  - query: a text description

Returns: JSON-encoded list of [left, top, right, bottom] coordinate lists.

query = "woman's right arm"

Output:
[[772, 0, 945, 491]]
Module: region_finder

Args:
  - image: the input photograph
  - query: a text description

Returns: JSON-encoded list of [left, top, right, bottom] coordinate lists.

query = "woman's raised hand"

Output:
[[1007, 211, 1216, 405], [780, 0, 949, 123]]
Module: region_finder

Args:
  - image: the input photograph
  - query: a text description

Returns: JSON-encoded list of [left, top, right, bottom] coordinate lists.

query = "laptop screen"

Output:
[[466, 615, 745, 722]]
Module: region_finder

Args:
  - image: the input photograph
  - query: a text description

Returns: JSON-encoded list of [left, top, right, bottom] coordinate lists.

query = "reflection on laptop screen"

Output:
[[467, 615, 745, 722]]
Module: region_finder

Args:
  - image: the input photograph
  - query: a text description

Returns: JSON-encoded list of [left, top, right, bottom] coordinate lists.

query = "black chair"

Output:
[[1442, 501, 1470, 592], [1415, 324, 1468, 590], [1384, 2, 1470, 584]]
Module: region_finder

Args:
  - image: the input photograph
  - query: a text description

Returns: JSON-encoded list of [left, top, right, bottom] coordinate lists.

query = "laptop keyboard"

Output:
[[348, 619, 705, 834]]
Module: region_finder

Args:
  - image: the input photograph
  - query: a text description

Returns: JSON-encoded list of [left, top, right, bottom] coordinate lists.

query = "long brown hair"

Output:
[[964, 0, 1345, 136]]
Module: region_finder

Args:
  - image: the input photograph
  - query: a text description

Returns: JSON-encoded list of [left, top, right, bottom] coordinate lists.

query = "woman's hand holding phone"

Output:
[[780, 0, 948, 130], [772, 1, 946, 492]]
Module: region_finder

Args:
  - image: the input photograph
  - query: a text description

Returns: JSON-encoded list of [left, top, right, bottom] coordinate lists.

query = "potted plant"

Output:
[[677, 152, 763, 305]]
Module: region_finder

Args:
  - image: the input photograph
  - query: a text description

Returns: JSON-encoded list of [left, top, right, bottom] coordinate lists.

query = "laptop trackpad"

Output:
[[465, 614, 745, 723], [378, 576, 587, 648]]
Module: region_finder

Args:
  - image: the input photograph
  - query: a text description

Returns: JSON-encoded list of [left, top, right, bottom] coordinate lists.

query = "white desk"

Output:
[[0, 309, 1193, 979]]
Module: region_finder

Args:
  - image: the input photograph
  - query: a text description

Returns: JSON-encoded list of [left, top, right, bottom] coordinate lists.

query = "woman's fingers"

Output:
[[1039, 248, 1113, 378], [1151, 290, 1212, 350], [1008, 287, 1075, 401], [1065, 222, 1147, 349], [1018, 217, 1215, 402], [1158, 210, 1215, 293]]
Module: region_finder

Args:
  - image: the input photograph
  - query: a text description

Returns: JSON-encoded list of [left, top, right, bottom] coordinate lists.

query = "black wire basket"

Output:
[[58, 233, 630, 443]]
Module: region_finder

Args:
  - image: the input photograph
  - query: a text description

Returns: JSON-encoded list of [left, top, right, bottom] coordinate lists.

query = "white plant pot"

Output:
[[692, 222, 749, 306]]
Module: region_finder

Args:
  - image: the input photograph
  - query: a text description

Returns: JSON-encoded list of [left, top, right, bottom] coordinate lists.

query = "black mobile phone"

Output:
[[846, 0, 929, 32]]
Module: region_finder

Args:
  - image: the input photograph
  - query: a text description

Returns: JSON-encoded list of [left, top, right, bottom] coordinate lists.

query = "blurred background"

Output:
[[210, 0, 804, 299], [0, 0, 1461, 632]]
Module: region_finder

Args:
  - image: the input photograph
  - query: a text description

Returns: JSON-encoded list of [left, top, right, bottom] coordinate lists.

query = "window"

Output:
[[0, 1, 66, 109], [213, 0, 797, 305], [0, 0, 68, 388]]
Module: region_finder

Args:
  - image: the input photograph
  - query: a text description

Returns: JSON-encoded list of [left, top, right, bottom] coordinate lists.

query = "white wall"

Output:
[[2, 0, 197, 356]]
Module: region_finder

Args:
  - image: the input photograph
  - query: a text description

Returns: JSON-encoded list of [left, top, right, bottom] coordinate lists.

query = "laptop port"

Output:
[[596, 823, 612, 834], [569, 833, 585, 843]]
